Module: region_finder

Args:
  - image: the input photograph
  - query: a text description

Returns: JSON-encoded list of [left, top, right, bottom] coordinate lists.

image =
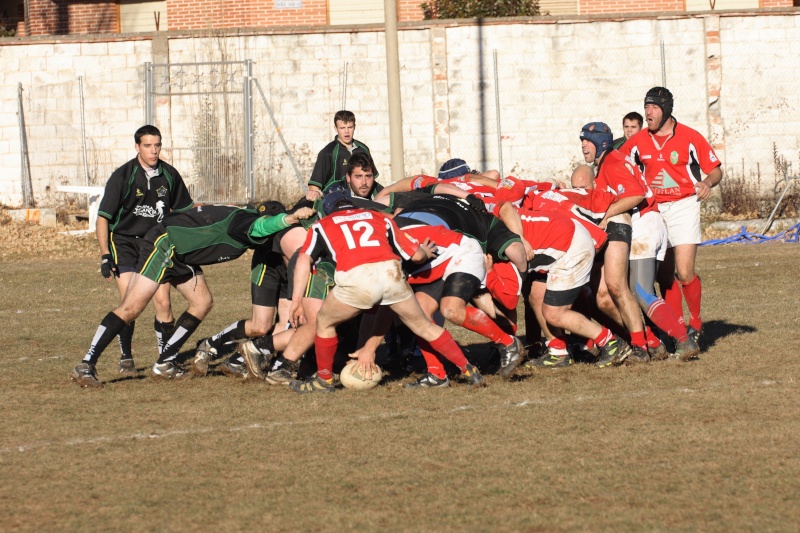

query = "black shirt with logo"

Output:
[[98, 157, 194, 237]]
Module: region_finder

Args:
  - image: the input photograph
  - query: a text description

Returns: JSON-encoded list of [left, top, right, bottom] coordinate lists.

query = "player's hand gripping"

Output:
[[412, 238, 438, 263], [286, 207, 315, 225], [100, 254, 117, 279], [348, 348, 378, 381]]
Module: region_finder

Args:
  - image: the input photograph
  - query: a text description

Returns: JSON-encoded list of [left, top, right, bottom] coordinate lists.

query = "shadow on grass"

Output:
[[700, 319, 757, 351]]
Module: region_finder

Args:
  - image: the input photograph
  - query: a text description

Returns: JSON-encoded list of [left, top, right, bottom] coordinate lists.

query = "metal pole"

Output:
[[17, 83, 34, 207], [243, 59, 255, 200], [342, 61, 348, 110], [493, 50, 503, 178], [384, 0, 405, 182], [78, 76, 90, 187], [253, 78, 306, 192], [145, 62, 154, 124], [660, 41, 667, 87]]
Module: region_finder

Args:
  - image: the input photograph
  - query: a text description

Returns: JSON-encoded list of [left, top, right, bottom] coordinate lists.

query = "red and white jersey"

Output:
[[518, 209, 579, 273], [401, 223, 465, 285], [485, 261, 522, 310], [620, 121, 721, 203], [595, 149, 658, 217], [522, 190, 607, 252], [300, 208, 419, 272], [410, 174, 498, 205]]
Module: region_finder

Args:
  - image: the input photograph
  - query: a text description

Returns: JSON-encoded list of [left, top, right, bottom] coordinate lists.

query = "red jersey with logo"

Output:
[[300, 209, 419, 272], [518, 209, 580, 273], [619, 121, 721, 202], [522, 190, 608, 251], [595, 149, 658, 216], [401, 223, 466, 285]]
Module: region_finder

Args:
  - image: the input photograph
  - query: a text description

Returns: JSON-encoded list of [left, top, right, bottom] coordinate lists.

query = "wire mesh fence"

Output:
[[14, 20, 800, 212]]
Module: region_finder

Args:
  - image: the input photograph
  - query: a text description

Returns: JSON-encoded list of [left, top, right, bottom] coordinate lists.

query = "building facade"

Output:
[[3, 0, 796, 37]]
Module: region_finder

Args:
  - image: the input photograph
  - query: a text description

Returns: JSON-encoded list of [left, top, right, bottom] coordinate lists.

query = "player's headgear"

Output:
[[253, 200, 286, 217], [322, 184, 354, 214], [580, 122, 613, 159], [438, 158, 471, 180], [644, 86, 673, 130]]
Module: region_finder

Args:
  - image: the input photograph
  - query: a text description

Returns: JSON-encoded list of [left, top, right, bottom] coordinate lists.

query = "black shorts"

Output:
[[251, 249, 288, 307], [411, 279, 444, 300], [606, 220, 632, 245], [110, 233, 145, 273], [543, 286, 584, 307]]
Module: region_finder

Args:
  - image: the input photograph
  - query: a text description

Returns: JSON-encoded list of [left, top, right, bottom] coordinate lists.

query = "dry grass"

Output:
[[1, 244, 799, 531]]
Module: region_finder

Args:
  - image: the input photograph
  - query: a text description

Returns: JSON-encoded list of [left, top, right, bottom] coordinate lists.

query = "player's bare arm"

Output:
[[695, 167, 723, 200]]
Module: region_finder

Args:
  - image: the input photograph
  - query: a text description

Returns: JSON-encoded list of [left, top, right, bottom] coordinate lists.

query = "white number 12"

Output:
[[340, 221, 380, 249]]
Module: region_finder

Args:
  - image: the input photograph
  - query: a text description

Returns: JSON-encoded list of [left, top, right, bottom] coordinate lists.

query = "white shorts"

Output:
[[546, 221, 595, 292], [631, 210, 668, 261], [443, 235, 486, 282], [658, 195, 701, 247], [333, 260, 413, 310]]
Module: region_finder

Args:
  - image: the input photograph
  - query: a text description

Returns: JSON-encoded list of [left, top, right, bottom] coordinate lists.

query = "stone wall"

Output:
[[1, 11, 799, 206]]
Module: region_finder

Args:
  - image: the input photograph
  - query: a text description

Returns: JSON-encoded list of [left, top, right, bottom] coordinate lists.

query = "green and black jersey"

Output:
[[98, 157, 194, 237], [307, 137, 377, 192], [162, 205, 291, 266]]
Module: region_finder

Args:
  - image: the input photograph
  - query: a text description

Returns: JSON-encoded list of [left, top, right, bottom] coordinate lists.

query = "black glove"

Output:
[[465, 194, 487, 213], [100, 254, 117, 279]]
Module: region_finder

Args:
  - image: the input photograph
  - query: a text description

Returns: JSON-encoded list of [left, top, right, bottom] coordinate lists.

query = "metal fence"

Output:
[[14, 22, 800, 210]]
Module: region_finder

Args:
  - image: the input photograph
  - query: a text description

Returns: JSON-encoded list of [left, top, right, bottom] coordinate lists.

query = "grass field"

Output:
[[1, 242, 798, 531]]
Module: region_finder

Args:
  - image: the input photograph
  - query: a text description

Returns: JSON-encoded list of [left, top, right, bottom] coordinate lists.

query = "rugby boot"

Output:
[[151, 361, 188, 381], [595, 337, 632, 368], [498, 337, 523, 378], [626, 346, 650, 365], [528, 350, 573, 369], [648, 342, 669, 361], [71, 363, 103, 388], [219, 357, 249, 379], [461, 364, 487, 387], [672, 336, 701, 362], [403, 373, 450, 389], [237, 340, 265, 380], [289, 374, 335, 394], [687, 326, 702, 346], [118, 357, 137, 378], [191, 338, 217, 377]]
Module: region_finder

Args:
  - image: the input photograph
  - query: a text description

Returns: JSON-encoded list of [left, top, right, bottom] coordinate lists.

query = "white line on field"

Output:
[[1, 377, 793, 455]]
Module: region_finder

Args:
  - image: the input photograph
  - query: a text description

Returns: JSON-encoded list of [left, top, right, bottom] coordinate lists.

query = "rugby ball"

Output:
[[339, 360, 383, 390]]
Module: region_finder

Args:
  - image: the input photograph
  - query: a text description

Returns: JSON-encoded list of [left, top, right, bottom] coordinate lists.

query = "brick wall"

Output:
[[398, 0, 425, 21], [27, 0, 119, 35], [165, 0, 328, 30]]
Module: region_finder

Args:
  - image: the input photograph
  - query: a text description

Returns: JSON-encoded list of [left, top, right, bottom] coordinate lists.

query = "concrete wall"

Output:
[[1, 11, 799, 206]]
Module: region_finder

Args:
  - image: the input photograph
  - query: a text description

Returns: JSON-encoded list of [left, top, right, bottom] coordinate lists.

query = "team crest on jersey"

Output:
[[617, 184, 626, 194], [136, 188, 144, 197], [709, 151, 718, 163], [156, 186, 168, 198], [670, 151, 679, 164]]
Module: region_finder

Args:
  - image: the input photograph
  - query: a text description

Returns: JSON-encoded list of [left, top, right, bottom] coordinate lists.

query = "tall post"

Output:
[[243, 59, 255, 200], [660, 41, 667, 87], [341, 61, 348, 110], [145, 62, 154, 124], [384, 0, 405, 182], [17, 83, 34, 207], [78, 76, 90, 187], [493, 50, 503, 179]]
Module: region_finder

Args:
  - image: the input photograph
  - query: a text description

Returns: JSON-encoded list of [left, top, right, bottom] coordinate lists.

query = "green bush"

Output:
[[421, 0, 543, 19]]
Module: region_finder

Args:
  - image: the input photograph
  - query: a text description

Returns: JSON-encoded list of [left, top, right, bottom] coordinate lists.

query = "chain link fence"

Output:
[[14, 19, 800, 212]]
